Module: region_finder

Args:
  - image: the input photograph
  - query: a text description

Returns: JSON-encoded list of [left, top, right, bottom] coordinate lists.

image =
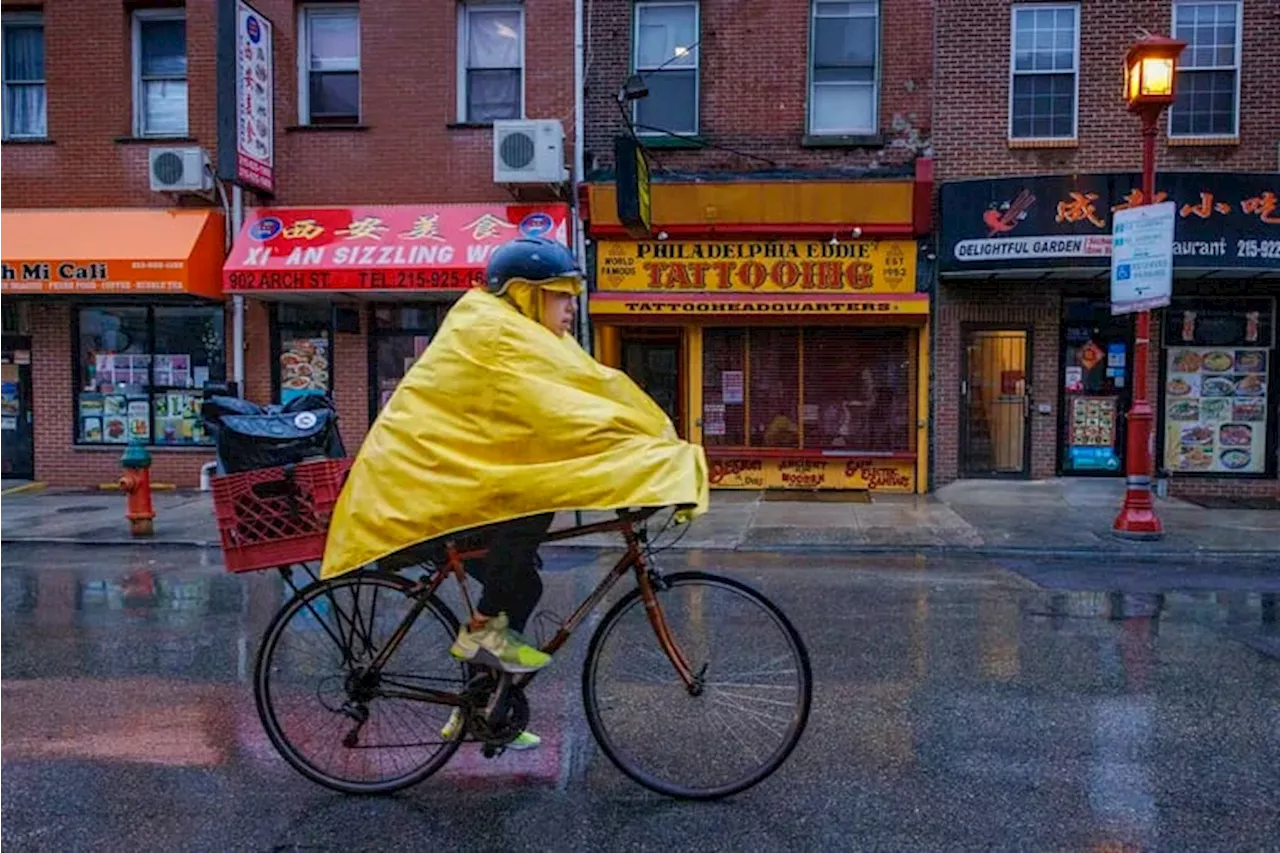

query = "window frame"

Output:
[[1006, 2, 1080, 142], [367, 302, 447, 423], [631, 0, 700, 138], [131, 8, 189, 138], [297, 3, 362, 126], [1, 12, 47, 140], [806, 0, 881, 137], [72, 302, 227, 448], [1167, 0, 1243, 140], [456, 1, 526, 124]]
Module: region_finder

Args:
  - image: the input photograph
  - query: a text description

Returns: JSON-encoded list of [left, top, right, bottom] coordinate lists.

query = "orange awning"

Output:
[[1, 208, 226, 299]]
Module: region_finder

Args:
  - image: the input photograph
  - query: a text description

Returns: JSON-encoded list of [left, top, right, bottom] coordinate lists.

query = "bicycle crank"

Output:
[[461, 672, 529, 754]]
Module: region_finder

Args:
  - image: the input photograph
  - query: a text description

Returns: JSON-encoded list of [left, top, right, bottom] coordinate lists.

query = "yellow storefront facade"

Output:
[[585, 164, 935, 494]]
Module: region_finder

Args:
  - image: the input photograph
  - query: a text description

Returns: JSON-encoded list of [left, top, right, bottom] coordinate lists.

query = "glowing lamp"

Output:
[[1124, 35, 1186, 111]]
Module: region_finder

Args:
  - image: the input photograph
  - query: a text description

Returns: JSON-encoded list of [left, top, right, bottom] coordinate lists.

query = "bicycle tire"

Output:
[[581, 570, 812, 800], [254, 571, 466, 795]]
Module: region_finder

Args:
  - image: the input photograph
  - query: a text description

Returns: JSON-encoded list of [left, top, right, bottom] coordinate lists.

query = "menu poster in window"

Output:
[[1164, 347, 1268, 474], [104, 414, 128, 443], [82, 417, 103, 443], [127, 400, 151, 441], [722, 371, 745, 405], [1067, 396, 1120, 471], [704, 403, 727, 436], [280, 336, 330, 404], [153, 355, 173, 387]]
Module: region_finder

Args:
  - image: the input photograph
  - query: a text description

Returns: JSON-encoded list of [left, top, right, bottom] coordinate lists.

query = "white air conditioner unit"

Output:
[[148, 146, 213, 193], [493, 119, 567, 184]]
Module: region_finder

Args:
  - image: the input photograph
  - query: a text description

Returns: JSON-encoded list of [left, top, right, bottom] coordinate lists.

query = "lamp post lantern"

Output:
[[1112, 34, 1186, 540]]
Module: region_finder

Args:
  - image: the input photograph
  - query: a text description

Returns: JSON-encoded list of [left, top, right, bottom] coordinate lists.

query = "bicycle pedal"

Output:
[[481, 743, 505, 759]]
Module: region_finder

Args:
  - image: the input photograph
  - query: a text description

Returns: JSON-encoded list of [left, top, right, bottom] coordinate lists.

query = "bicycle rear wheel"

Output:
[[582, 571, 812, 800], [255, 572, 467, 795]]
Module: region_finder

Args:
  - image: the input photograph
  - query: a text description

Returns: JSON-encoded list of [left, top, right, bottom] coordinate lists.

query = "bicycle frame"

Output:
[[357, 510, 697, 708]]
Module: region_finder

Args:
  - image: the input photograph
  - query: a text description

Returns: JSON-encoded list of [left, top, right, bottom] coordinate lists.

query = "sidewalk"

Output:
[[2, 479, 1277, 559]]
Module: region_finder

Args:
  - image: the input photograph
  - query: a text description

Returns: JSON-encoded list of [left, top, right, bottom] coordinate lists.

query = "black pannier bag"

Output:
[[202, 394, 346, 474]]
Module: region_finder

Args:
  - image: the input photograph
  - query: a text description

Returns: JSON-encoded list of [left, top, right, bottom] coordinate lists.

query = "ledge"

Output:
[[637, 134, 706, 150], [284, 123, 369, 133], [1007, 137, 1078, 149], [801, 133, 884, 149], [2, 137, 55, 146], [447, 121, 494, 130], [115, 135, 197, 145], [1168, 135, 1240, 147]]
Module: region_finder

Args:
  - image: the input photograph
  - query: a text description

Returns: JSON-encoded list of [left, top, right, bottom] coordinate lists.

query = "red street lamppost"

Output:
[[1113, 34, 1186, 540]]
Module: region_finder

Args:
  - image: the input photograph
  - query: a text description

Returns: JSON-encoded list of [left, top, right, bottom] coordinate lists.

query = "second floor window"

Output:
[[1170, 1, 1240, 137], [1009, 4, 1078, 140], [633, 2, 699, 136], [134, 11, 188, 137], [299, 5, 360, 125], [2, 14, 46, 139], [460, 3, 524, 122], [809, 1, 879, 136]]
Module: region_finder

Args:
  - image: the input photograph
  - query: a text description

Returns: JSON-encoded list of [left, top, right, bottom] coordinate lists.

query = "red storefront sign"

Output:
[[223, 203, 570, 293]]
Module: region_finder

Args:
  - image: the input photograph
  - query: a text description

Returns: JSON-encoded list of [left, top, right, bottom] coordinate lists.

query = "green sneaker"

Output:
[[439, 709, 541, 751], [449, 612, 552, 674]]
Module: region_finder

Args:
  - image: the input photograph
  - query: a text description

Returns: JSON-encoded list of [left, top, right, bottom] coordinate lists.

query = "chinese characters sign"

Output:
[[938, 172, 1280, 273], [595, 240, 917, 293], [223, 204, 569, 292], [217, 0, 274, 193]]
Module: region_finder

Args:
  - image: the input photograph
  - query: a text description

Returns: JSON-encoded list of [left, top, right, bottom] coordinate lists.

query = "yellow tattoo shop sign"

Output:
[[595, 240, 918, 293], [708, 457, 917, 492]]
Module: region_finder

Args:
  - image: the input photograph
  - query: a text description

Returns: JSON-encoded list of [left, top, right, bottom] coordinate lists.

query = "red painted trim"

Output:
[[586, 222, 915, 239], [705, 448, 918, 460], [912, 157, 934, 237], [590, 291, 929, 305]]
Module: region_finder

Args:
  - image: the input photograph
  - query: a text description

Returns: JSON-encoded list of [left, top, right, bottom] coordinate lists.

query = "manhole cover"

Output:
[[56, 505, 109, 515]]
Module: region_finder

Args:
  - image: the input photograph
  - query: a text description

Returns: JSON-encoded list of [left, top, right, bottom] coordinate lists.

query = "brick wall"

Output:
[[584, 0, 933, 175]]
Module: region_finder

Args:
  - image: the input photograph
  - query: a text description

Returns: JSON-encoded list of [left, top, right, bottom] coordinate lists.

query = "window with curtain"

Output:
[[1169, 1, 1240, 137], [633, 2, 699, 136], [2, 15, 46, 139], [808, 1, 879, 135], [460, 3, 523, 122], [703, 327, 913, 453], [76, 305, 225, 446], [134, 11, 188, 137], [300, 5, 360, 124], [1008, 4, 1078, 139]]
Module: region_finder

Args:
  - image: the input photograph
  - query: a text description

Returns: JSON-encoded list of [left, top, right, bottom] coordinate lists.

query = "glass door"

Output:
[[1, 336, 34, 479], [621, 330, 683, 437], [1060, 298, 1132, 475]]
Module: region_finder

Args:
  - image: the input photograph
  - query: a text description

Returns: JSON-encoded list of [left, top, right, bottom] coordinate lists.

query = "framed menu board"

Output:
[[1163, 347, 1269, 474]]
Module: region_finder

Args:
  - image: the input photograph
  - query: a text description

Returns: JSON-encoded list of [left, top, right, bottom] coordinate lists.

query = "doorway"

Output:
[[961, 328, 1031, 477], [2, 336, 35, 479], [621, 330, 683, 437]]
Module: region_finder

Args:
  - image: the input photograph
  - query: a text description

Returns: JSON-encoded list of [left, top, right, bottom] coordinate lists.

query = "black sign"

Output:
[[614, 135, 652, 238], [1162, 297, 1275, 348], [938, 172, 1280, 273]]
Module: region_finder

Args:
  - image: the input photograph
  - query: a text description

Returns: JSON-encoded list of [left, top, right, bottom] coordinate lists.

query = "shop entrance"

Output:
[[1, 336, 35, 479], [961, 328, 1031, 477], [1059, 298, 1131, 475], [621, 330, 683, 437]]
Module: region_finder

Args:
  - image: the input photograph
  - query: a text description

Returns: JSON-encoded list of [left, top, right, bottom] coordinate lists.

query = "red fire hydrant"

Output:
[[119, 440, 155, 537]]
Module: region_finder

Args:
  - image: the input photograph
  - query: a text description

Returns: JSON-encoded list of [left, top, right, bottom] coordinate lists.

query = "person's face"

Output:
[[540, 289, 576, 337]]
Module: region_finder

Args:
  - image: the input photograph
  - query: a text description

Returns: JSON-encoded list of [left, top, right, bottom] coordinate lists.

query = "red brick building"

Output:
[[932, 0, 1280, 499], [581, 0, 938, 494], [2, 0, 574, 487]]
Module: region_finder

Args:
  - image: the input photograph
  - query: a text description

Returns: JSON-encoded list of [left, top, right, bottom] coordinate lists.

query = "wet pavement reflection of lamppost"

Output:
[[1113, 33, 1186, 539]]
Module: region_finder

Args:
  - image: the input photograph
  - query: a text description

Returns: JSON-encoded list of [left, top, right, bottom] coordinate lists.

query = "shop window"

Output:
[[370, 303, 444, 418], [633, 1, 699, 136], [808, 1, 879, 136], [2, 13, 46, 140], [76, 305, 225, 447], [459, 3, 524, 123], [272, 304, 332, 404], [703, 327, 913, 452], [1008, 4, 1078, 140], [132, 10, 188, 137], [298, 4, 360, 125], [1169, 1, 1240, 138]]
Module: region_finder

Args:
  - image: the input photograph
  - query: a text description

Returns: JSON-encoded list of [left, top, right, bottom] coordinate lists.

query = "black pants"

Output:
[[467, 513, 554, 633]]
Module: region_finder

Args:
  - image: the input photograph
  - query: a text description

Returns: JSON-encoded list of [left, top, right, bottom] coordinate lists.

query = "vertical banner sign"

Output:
[[1111, 201, 1175, 315], [613, 136, 652, 238], [216, 0, 274, 194]]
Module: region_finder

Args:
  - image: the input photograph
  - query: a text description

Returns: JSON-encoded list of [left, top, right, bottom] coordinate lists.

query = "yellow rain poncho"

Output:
[[320, 287, 709, 579]]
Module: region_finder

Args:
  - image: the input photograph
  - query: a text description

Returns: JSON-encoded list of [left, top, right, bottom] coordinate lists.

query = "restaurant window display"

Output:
[[1060, 298, 1132, 474], [1161, 297, 1275, 478], [702, 327, 914, 453], [272, 304, 332, 404], [369, 303, 444, 417], [76, 305, 225, 446]]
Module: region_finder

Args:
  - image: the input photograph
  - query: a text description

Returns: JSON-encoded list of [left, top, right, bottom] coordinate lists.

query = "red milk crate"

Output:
[[212, 458, 353, 574]]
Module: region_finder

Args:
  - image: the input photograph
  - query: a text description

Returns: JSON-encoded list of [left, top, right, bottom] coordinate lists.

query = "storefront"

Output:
[[0, 208, 228, 487], [936, 171, 1279, 498], [584, 167, 934, 494], [223, 203, 570, 446]]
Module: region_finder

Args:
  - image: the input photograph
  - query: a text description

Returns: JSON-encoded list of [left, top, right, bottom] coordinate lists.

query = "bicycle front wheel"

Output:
[[582, 571, 812, 800]]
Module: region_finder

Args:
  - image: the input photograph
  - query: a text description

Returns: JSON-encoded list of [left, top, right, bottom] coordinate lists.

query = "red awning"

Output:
[[223, 203, 570, 294]]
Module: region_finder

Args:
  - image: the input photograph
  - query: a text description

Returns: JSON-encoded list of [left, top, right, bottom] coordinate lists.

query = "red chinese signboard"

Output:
[[223, 204, 570, 293]]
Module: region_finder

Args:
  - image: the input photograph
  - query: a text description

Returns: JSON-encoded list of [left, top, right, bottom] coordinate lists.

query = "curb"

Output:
[[0, 481, 46, 497], [3, 536, 1278, 564]]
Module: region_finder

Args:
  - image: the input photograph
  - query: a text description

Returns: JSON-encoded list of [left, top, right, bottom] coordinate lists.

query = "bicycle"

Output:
[[254, 507, 812, 801]]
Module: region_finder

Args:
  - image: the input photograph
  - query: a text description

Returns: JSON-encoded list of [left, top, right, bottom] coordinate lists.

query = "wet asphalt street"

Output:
[[2, 542, 1278, 853]]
